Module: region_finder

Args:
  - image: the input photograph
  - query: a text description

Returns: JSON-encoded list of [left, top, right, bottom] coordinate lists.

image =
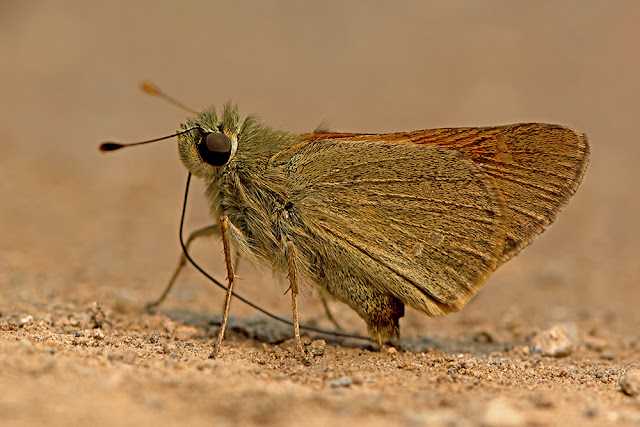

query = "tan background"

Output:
[[1, 1, 639, 425]]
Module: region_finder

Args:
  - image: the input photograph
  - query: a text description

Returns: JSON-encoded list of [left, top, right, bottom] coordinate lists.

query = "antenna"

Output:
[[99, 127, 201, 152], [141, 81, 201, 115]]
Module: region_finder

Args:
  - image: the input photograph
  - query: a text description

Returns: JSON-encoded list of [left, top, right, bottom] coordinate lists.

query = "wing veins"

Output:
[[481, 161, 578, 181], [366, 190, 498, 212], [316, 224, 444, 302], [317, 177, 423, 187], [315, 156, 415, 181]]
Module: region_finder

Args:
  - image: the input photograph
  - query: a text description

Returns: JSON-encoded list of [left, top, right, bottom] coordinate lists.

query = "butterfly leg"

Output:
[[145, 223, 219, 312], [319, 292, 344, 331], [146, 223, 241, 312], [284, 237, 311, 364], [209, 216, 237, 358]]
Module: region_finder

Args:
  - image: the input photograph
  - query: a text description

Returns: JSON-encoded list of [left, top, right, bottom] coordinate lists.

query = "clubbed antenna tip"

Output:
[[99, 142, 124, 152], [140, 81, 160, 95], [139, 80, 201, 115]]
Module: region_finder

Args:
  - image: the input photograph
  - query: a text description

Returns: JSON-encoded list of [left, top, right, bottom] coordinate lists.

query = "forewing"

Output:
[[302, 124, 589, 264], [271, 139, 508, 316]]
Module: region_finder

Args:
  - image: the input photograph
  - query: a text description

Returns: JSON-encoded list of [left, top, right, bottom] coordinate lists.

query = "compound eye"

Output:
[[197, 132, 232, 166]]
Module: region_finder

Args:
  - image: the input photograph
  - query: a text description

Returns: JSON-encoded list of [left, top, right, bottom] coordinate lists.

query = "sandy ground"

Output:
[[1, 1, 640, 425]]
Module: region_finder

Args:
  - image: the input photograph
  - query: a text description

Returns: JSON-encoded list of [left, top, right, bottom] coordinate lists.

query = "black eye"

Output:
[[197, 132, 232, 166]]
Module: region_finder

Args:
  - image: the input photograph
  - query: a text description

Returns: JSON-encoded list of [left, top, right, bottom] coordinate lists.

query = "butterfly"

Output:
[[176, 107, 589, 360], [102, 84, 589, 362]]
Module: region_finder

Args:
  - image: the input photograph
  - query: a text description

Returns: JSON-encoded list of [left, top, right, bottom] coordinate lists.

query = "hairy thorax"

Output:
[[206, 161, 299, 280]]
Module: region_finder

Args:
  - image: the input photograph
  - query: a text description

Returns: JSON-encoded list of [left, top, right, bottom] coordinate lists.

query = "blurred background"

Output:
[[1, 1, 638, 339]]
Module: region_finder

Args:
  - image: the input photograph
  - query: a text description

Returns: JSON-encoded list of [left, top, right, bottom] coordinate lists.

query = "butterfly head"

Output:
[[178, 104, 241, 179]]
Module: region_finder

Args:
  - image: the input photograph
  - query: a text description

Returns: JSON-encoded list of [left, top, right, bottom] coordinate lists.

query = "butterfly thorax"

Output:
[[178, 105, 306, 275]]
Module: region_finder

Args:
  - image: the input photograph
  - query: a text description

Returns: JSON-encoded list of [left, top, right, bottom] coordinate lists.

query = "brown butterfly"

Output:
[[103, 86, 589, 363]]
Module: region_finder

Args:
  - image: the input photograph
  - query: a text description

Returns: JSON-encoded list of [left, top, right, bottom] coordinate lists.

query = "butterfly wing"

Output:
[[268, 138, 508, 316], [301, 123, 589, 264]]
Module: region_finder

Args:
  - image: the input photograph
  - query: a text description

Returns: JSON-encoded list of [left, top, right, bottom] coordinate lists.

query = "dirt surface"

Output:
[[2, 2, 640, 425]]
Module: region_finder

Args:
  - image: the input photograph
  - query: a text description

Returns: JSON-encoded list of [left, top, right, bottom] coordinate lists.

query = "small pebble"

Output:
[[619, 370, 640, 397], [308, 339, 326, 357], [148, 332, 160, 344], [92, 328, 105, 340], [531, 323, 577, 357], [329, 376, 353, 388]]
